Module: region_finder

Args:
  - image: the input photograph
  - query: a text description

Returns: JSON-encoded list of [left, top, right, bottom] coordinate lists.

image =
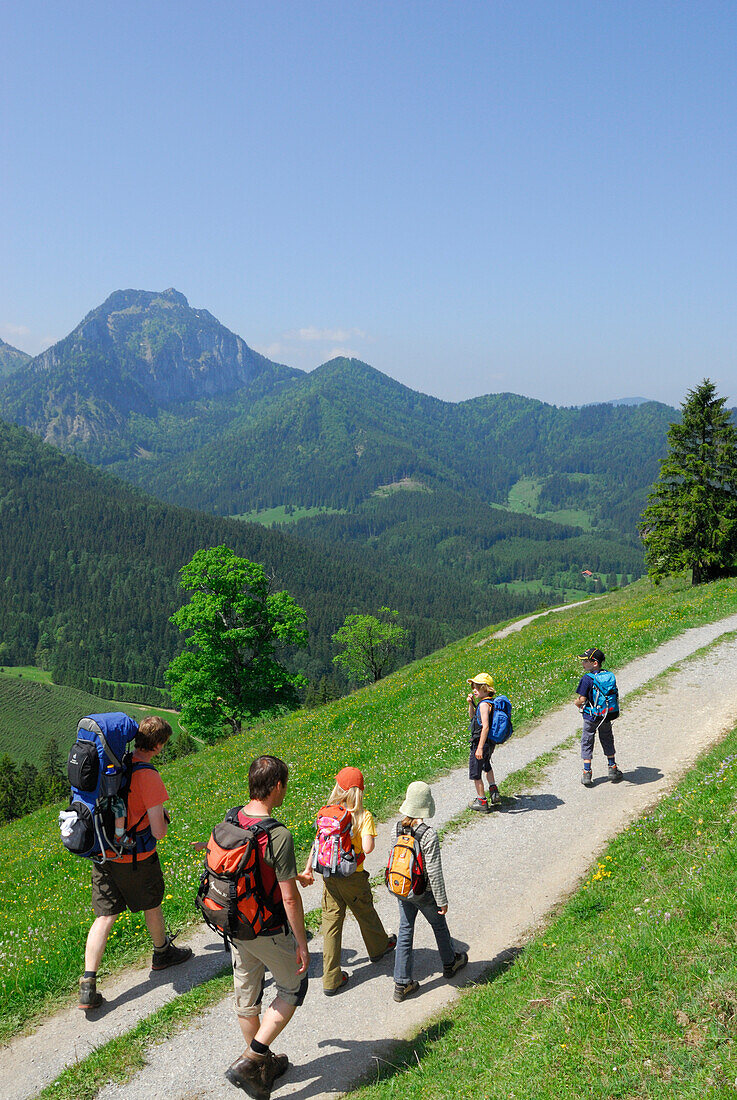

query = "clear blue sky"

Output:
[[3, 1, 736, 407]]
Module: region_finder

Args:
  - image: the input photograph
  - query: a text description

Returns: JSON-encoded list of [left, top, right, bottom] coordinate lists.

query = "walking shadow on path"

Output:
[[504, 793, 565, 815], [282, 1025, 455, 1099], [80, 959, 228, 1020], [281, 946, 523, 1099], [620, 765, 663, 786]]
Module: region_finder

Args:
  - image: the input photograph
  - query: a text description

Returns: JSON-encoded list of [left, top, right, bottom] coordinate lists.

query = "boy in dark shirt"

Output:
[[575, 646, 623, 787]]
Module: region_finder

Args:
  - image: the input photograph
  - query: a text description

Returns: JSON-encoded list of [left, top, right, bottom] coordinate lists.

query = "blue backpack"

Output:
[[472, 696, 514, 745], [585, 671, 619, 720], [59, 713, 155, 863]]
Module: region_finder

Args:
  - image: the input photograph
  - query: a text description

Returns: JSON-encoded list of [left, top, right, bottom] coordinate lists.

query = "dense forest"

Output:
[[0, 419, 546, 694], [106, 360, 675, 544]]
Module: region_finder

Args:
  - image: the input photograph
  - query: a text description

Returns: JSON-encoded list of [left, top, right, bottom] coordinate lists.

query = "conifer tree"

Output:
[[640, 379, 737, 585]]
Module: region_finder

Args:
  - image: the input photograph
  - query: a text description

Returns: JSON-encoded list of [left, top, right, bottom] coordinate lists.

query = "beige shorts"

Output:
[[231, 928, 307, 1016]]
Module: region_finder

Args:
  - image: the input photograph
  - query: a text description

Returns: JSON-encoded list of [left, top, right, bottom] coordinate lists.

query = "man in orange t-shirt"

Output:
[[78, 715, 193, 1010]]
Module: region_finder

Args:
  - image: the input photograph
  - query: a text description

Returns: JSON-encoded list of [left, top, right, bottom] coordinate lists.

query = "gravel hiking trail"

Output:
[[6, 614, 737, 1099]]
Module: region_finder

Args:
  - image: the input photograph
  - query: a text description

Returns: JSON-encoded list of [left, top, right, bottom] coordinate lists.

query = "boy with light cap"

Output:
[[466, 672, 501, 813]]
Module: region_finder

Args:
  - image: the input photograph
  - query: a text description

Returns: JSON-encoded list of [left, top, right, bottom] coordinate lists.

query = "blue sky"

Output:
[[2, 1, 736, 406]]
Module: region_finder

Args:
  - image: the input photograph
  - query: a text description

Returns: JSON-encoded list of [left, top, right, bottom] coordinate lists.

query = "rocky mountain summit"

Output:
[[0, 288, 298, 449]]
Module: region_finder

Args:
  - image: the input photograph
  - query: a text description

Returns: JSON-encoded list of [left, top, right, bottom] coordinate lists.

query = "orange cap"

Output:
[[336, 766, 364, 791]]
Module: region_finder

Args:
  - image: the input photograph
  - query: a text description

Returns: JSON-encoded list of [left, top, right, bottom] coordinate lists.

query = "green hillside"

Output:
[[2, 573, 736, 1037], [0, 672, 182, 767]]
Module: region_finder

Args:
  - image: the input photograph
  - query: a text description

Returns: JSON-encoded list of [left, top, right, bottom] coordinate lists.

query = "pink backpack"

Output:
[[311, 804, 356, 877]]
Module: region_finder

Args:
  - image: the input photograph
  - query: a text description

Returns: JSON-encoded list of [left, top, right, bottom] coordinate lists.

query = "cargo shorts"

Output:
[[231, 928, 307, 1016], [91, 851, 165, 915]]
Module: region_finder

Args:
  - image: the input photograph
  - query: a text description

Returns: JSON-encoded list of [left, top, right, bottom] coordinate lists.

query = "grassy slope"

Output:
[[0, 675, 183, 766], [2, 575, 737, 1038], [348, 727, 737, 1099]]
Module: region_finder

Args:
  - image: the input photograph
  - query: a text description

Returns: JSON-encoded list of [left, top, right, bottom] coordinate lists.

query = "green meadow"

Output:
[[2, 574, 737, 1041], [231, 504, 345, 526]]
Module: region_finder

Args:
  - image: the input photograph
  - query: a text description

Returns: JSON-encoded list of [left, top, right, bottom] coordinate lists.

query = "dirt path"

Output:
[[6, 615, 737, 1099]]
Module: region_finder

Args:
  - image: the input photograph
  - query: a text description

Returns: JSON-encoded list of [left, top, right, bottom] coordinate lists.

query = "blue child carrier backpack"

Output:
[[59, 713, 155, 863], [585, 671, 619, 720], [471, 696, 514, 745]]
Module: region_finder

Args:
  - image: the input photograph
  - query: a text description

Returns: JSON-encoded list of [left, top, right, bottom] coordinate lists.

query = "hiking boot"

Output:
[[608, 764, 623, 782], [393, 979, 420, 1002], [370, 933, 397, 963], [78, 976, 102, 1010], [487, 785, 502, 807], [324, 971, 350, 996], [470, 797, 491, 814], [151, 933, 193, 971], [225, 1050, 288, 1098], [581, 769, 594, 787], [443, 951, 469, 978]]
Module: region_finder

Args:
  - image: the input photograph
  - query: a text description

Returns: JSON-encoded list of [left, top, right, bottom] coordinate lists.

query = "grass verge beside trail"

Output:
[[348, 723, 737, 1100], [2, 575, 737, 1040]]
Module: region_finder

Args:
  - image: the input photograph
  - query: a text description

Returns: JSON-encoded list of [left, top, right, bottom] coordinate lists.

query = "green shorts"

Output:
[[91, 851, 165, 916]]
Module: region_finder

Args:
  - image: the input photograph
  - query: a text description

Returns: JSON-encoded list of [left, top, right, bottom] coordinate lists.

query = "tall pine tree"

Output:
[[640, 379, 737, 585]]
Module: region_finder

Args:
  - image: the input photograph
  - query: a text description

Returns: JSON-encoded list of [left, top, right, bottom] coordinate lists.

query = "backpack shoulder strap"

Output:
[[414, 823, 430, 842]]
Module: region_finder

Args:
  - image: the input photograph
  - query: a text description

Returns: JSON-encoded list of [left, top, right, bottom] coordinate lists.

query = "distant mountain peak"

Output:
[[0, 289, 299, 451], [0, 338, 32, 380]]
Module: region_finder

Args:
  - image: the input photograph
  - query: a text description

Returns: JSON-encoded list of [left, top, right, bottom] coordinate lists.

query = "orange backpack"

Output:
[[196, 814, 285, 945], [385, 823, 429, 898]]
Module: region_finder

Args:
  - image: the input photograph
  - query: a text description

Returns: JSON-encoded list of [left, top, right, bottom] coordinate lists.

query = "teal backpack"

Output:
[[585, 671, 619, 720]]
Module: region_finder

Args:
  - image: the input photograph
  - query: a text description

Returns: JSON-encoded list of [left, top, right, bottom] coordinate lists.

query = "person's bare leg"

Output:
[[238, 1012, 260, 1047], [252, 996, 296, 1048], [143, 905, 167, 949], [84, 914, 118, 972]]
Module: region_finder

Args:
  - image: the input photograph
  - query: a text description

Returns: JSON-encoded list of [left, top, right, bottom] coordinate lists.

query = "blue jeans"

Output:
[[394, 891, 455, 984]]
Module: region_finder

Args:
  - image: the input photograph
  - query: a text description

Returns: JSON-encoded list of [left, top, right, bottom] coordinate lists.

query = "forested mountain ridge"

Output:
[[0, 288, 300, 453], [0, 338, 31, 379], [0, 417, 543, 693], [110, 355, 676, 541], [0, 291, 677, 546]]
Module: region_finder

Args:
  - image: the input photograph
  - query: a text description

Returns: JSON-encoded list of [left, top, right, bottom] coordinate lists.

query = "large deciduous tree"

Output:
[[166, 546, 308, 739], [332, 607, 408, 683], [639, 379, 737, 585]]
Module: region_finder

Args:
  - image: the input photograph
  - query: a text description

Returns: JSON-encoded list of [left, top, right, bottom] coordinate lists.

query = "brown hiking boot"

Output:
[[151, 933, 193, 971], [225, 1051, 288, 1098], [78, 976, 102, 1010]]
